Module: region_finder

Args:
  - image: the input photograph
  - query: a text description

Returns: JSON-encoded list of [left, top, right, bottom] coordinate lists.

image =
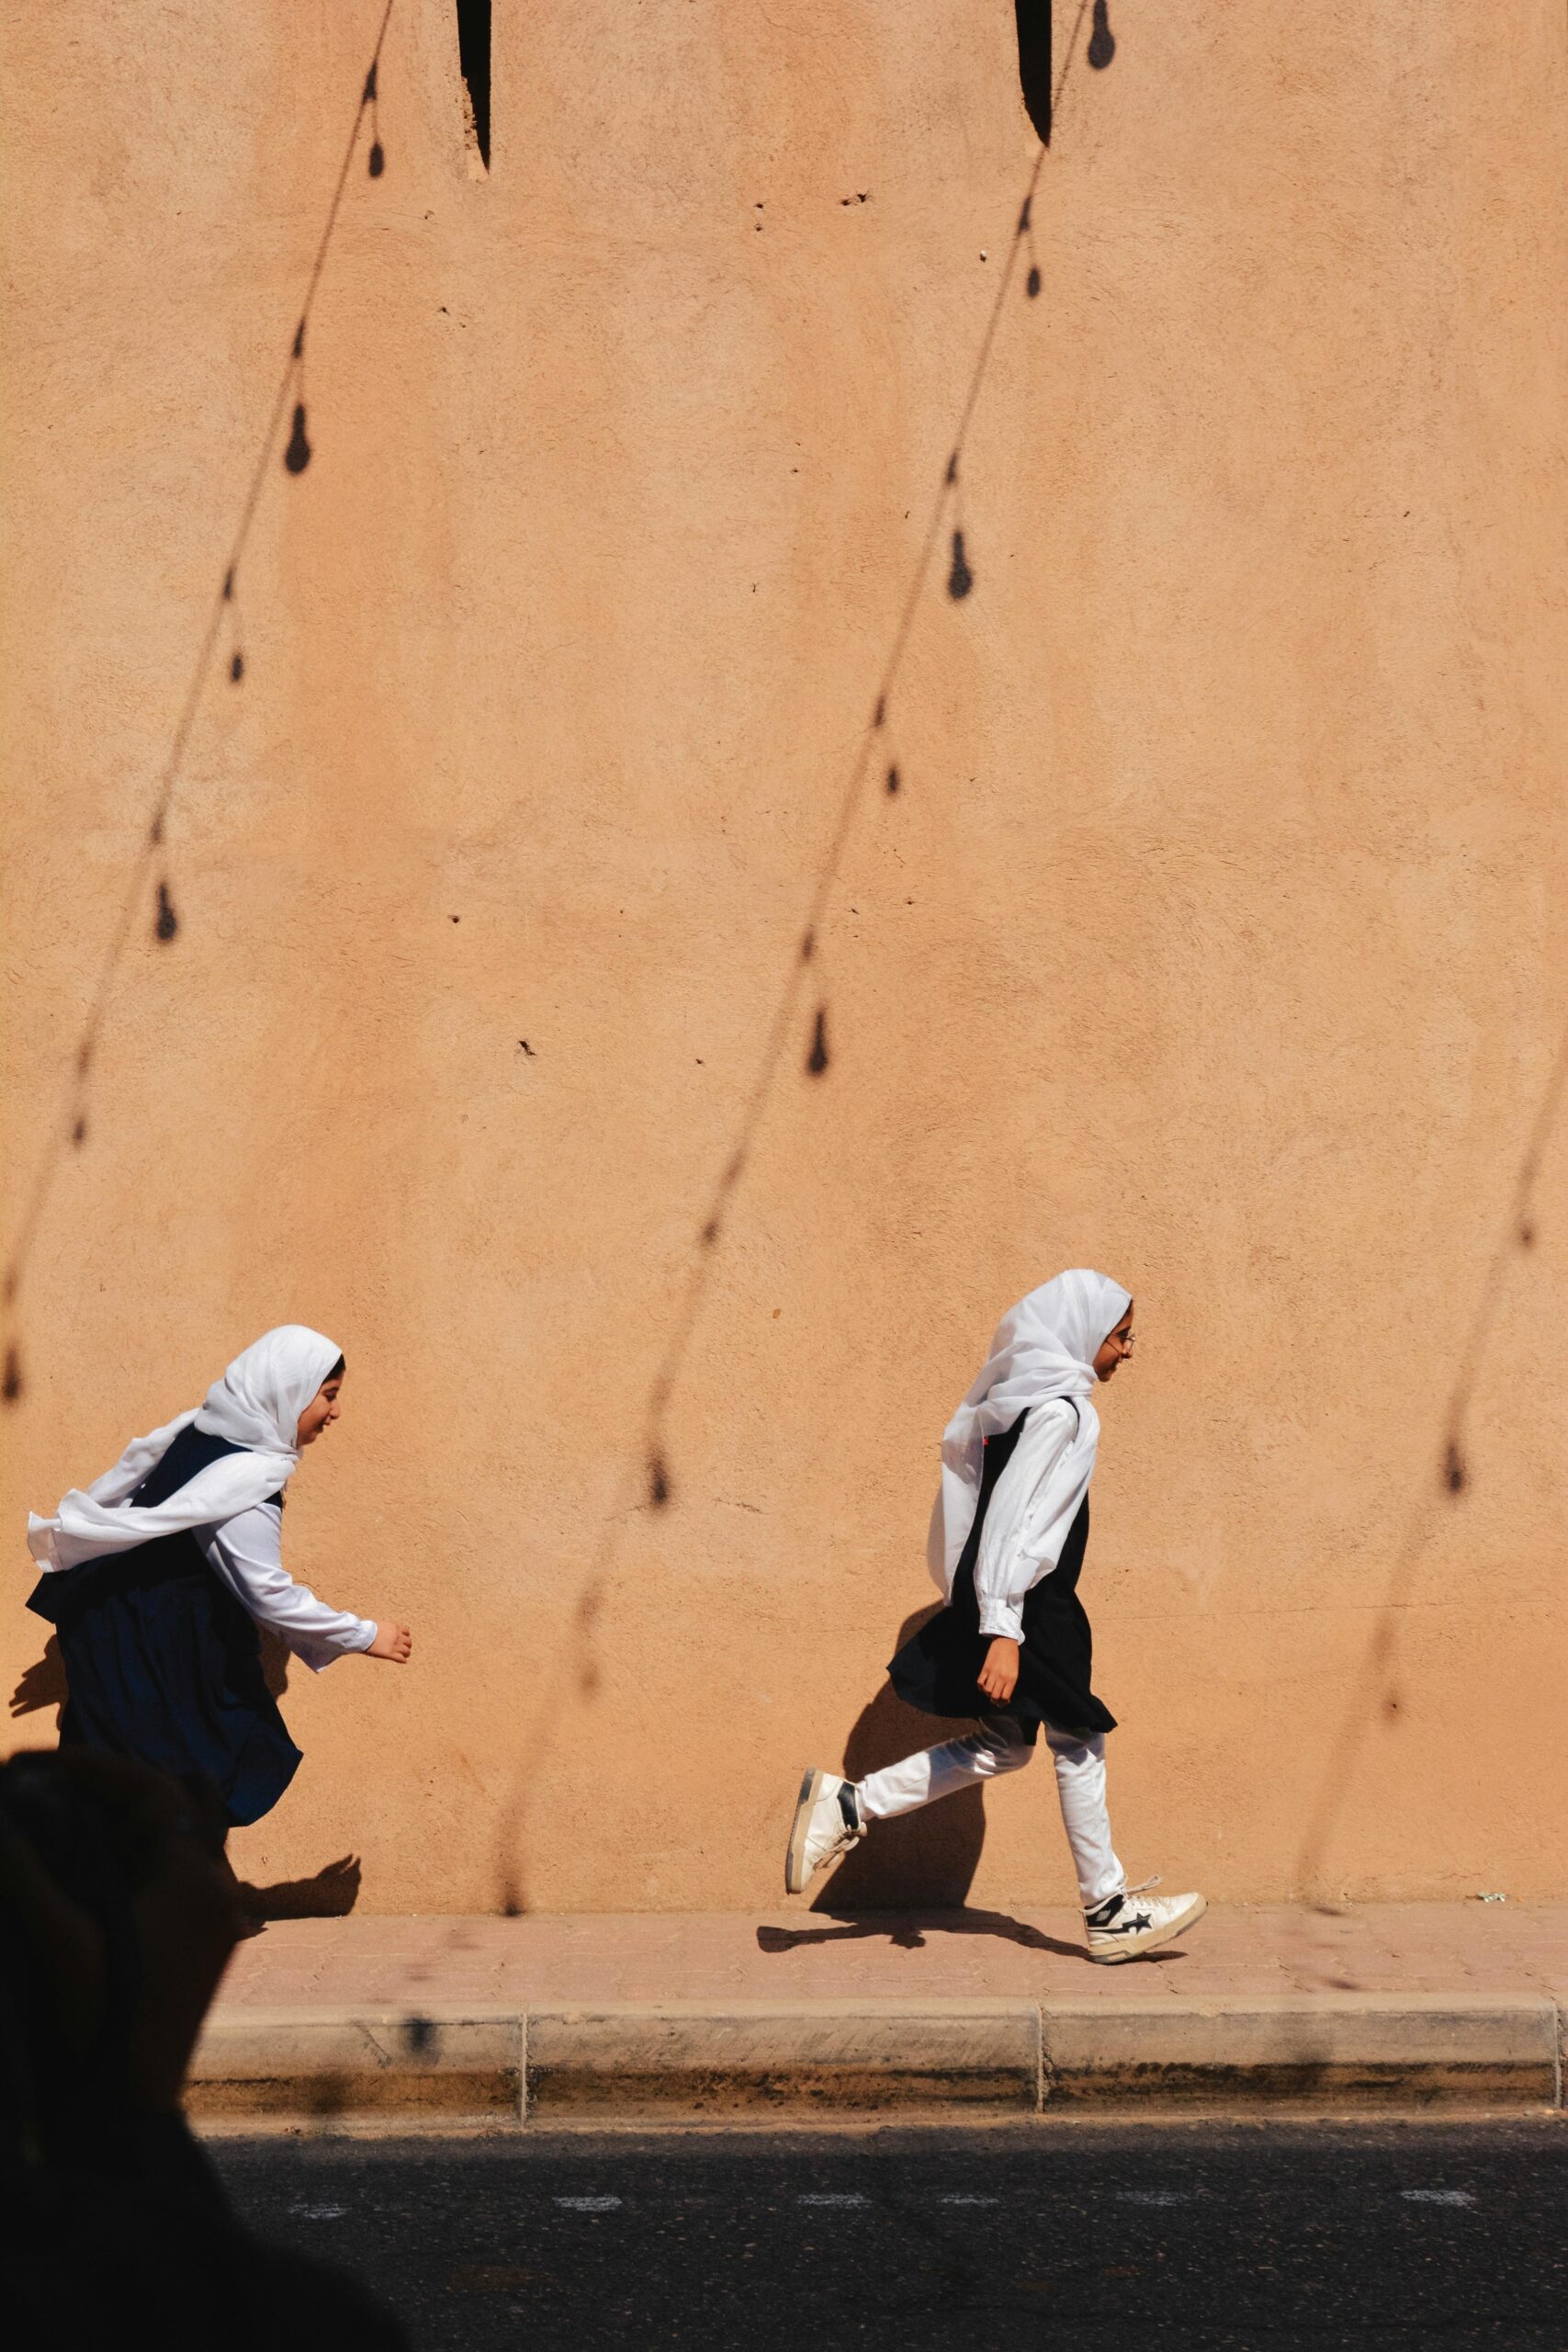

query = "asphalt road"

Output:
[[214, 2117, 1568, 2352]]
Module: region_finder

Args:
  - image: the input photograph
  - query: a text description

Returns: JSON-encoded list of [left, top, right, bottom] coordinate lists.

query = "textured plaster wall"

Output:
[[2, 3, 1565, 1914]]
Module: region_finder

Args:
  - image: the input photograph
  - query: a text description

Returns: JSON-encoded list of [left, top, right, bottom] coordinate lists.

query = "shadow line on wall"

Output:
[[491, 0, 1103, 1916], [1290, 1007, 1568, 1907], [0, 0, 397, 1411]]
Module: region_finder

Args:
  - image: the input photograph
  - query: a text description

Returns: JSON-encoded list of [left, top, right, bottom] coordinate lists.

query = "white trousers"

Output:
[[855, 1722, 1126, 1908]]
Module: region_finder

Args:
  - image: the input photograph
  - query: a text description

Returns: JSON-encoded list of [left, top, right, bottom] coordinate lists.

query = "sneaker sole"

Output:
[[784, 1766, 827, 1895], [1087, 1891, 1208, 1963]]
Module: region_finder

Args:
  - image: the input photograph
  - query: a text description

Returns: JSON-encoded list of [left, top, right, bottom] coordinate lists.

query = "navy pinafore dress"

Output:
[[887, 1406, 1116, 1743], [28, 1424, 302, 1826]]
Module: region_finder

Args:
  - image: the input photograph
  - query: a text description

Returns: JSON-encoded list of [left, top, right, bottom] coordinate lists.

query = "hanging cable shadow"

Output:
[[638, 0, 1098, 1510], [0, 1, 396, 1407], [491, 0, 1100, 1912], [1290, 1006, 1568, 1904]]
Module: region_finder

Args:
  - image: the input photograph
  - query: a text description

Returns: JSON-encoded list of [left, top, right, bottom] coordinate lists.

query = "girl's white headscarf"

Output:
[[27, 1325, 342, 1574], [927, 1270, 1132, 1595]]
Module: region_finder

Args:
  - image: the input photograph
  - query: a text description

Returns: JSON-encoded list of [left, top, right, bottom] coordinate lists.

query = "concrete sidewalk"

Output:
[[195, 1905, 1568, 2128]]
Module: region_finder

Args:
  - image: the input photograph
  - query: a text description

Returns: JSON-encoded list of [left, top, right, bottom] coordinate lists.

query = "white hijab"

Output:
[[927, 1270, 1132, 1593], [27, 1325, 342, 1574]]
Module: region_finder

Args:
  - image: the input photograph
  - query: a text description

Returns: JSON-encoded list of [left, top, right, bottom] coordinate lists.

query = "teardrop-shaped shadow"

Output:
[[3, 1344, 22, 1405], [368, 140, 385, 179], [1088, 0, 1116, 70], [155, 881, 178, 943], [807, 1007, 830, 1076], [230, 650, 245, 684], [284, 403, 312, 475], [947, 530, 974, 600], [1026, 265, 1042, 299]]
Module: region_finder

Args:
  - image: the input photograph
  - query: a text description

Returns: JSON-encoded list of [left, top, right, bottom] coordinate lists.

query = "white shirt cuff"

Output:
[[977, 1602, 1025, 1642]]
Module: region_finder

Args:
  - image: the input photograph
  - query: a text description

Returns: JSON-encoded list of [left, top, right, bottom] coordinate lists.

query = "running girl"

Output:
[[25, 1325, 410, 1827], [784, 1271, 1205, 1962]]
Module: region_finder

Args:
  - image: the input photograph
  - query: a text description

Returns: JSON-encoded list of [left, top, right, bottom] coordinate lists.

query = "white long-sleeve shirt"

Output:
[[972, 1398, 1088, 1643], [196, 1501, 377, 1673]]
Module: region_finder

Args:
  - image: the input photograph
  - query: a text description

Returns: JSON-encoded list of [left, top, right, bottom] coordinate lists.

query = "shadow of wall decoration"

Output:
[[491, 0, 1108, 1916], [1291, 1009, 1568, 1900], [0, 0, 397, 1416]]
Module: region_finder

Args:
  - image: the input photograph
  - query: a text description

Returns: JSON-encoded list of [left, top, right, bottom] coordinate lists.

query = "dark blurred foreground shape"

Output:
[[0, 1748, 408, 2351]]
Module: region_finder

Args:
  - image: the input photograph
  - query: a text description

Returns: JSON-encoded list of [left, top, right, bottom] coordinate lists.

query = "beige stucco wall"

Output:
[[3, 2, 1564, 1915]]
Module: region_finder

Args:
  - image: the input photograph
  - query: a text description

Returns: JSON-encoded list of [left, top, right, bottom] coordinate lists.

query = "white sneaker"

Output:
[[784, 1767, 865, 1894], [1084, 1877, 1207, 1963]]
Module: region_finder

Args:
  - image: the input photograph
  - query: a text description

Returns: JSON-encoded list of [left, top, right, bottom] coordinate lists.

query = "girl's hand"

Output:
[[977, 1636, 1020, 1704], [367, 1622, 412, 1664]]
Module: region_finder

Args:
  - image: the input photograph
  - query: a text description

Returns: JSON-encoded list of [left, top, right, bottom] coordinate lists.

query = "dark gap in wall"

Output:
[[457, 0, 491, 170], [1014, 0, 1053, 144]]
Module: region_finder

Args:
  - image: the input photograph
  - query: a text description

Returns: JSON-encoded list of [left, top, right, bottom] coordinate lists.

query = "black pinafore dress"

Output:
[[28, 1424, 303, 1826], [887, 1406, 1116, 1743]]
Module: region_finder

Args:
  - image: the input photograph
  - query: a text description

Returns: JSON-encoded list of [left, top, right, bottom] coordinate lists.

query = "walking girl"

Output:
[[785, 1271, 1205, 1962], [25, 1326, 411, 1828]]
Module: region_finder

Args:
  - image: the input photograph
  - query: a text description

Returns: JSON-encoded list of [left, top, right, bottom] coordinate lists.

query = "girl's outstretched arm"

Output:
[[200, 1505, 407, 1671]]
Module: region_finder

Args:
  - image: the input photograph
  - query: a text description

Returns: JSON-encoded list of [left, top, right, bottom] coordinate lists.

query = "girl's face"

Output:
[[1093, 1304, 1135, 1382], [297, 1373, 344, 1447]]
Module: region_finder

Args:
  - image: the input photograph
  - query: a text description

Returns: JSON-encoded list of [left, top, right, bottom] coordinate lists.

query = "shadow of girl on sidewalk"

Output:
[[10, 1632, 363, 1925], [757, 1607, 1094, 1962]]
